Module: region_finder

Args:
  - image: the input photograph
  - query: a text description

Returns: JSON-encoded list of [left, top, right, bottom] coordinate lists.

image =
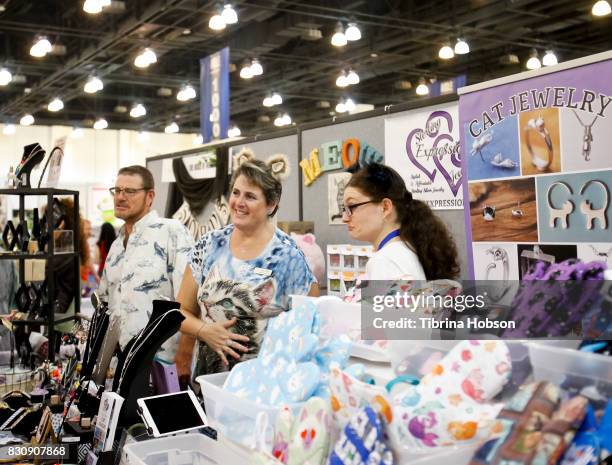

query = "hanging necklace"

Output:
[[377, 229, 401, 251], [572, 110, 599, 162]]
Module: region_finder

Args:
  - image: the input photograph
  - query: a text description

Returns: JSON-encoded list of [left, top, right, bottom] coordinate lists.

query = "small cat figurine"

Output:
[[195, 265, 282, 375]]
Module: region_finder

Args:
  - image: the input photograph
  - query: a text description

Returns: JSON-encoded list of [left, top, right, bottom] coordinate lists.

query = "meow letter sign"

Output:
[[385, 102, 463, 210]]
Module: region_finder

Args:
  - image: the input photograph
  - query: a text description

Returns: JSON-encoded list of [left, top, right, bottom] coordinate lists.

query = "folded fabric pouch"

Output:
[[261, 299, 320, 362], [388, 340, 512, 450], [328, 405, 394, 465], [312, 335, 353, 398], [329, 362, 393, 431], [560, 400, 612, 465], [224, 351, 321, 405], [272, 397, 332, 465]]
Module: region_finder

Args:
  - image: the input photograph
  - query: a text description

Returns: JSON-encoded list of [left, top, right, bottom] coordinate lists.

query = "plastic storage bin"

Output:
[[529, 342, 612, 408], [196, 371, 304, 448]]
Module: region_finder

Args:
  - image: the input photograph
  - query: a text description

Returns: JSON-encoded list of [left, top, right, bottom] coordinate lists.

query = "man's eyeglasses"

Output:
[[341, 200, 375, 217], [109, 187, 149, 197]]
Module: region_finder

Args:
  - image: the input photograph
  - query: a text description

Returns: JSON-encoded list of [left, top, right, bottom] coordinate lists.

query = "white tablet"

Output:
[[136, 390, 208, 437]]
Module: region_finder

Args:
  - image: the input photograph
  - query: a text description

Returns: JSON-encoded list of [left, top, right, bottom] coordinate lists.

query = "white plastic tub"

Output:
[[196, 371, 304, 448]]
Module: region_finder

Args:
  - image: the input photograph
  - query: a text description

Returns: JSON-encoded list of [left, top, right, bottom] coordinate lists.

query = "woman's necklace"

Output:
[[572, 110, 598, 162]]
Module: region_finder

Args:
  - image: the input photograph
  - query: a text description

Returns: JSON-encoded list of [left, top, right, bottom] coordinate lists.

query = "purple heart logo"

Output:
[[405, 110, 462, 197]]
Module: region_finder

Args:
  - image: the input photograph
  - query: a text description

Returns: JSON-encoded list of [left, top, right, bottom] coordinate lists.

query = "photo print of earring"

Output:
[[512, 201, 524, 217], [485, 246, 510, 301], [572, 110, 598, 162], [547, 181, 573, 229], [589, 245, 612, 265], [524, 115, 553, 171], [579, 180, 609, 230], [471, 132, 493, 162], [482, 205, 496, 221]]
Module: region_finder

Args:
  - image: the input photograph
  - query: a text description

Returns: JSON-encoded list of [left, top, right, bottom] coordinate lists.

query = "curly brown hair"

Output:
[[57, 198, 88, 265], [346, 163, 460, 280]]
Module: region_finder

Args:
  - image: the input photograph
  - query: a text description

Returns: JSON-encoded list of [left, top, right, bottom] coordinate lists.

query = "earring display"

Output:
[[2, 220, 18, 251], [572, 110, 598, 162], [524, 115, 553, 171], [14, 143, 46, 189], [579, 180, 609, 230], [547, 181, 574, 229]]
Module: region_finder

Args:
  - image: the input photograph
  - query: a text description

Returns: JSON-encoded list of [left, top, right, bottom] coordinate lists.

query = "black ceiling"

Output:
[[0, 0, 610, 136]]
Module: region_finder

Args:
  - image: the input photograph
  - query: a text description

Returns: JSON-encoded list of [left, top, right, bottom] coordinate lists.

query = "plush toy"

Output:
[[291, 233, 325, 284]]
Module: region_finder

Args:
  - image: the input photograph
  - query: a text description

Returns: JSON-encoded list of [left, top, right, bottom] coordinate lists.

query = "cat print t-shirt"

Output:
[[189, 224, 316, 375]]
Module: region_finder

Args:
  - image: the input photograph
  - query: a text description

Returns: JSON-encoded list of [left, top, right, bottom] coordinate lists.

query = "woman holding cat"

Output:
[[175, 156, 319, 381], [342, 163, 460, 280]]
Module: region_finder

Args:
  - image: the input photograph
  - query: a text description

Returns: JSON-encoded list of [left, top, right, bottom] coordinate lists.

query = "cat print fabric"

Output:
[[189, 224, 316, 375]]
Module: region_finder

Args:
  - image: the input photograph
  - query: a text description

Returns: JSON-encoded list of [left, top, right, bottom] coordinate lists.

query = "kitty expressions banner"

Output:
[[385, 102, 463, 210], [459, 51, 612, 279]]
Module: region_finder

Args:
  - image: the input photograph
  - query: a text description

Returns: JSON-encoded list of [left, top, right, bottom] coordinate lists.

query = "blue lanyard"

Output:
[[377, 229, 401, 251]]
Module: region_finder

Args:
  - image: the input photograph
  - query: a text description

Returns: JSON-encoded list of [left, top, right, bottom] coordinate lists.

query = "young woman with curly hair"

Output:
[[342, 163, 460, 280]]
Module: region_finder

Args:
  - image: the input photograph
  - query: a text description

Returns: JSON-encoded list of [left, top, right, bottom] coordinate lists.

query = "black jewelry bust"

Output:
[[15, 143, 46, 189]]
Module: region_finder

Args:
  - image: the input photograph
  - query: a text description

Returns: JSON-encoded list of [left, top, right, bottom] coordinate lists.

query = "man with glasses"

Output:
[[98, 165, 193, 362]]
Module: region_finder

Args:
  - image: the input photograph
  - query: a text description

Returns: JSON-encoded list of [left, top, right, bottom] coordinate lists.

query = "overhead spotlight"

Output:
[[209, 9, 226, 30], [0, 68, 13, 86], [221, 4, 238, 24], [281, 113, 291, 125], [70, 127, 84, 138], [193, 134, 204, 145], [228, 125, 241, 137], [84, 76, 103, 93], [83, 0, 102, 14], [271, 92, 282, 105], [345, 98, 356, 112], [177, 84, 196, 101], [438, 43, 455, 60], [134, 48, 157, 68], [526, 50, 541, 70], [336, 70, 349, 88], [30, 36, 52, 58], [542, 50, 558, 66], [20, 114, 34, 126], [454, 38, 470, 55], [335, 101, 346, 113], [346, 69, 360, 85], [2, 124, 16, 135], [130, 103, 146, 118], [345, 22, 361, 41], [137, 131, 150, 142], [331, 22, 347, 47], [592, 0, 611, 16], [263, 95, 274, 107], [93, 118, 108, 130], [164, 122, 179, 134], [239, 60, 253, 79], [47, 98, 64, 112], [416, 79, 429, 96], [274, 115, 283, 127], [250, 58, 263, 76]]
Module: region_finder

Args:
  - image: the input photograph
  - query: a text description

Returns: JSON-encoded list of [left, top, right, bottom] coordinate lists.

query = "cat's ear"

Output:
[[233, 147, 256, 171], [252, 279, 276, 309], [266, 154, 290, 180]]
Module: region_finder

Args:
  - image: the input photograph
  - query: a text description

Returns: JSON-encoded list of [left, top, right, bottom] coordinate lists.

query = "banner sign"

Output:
[[200, 47, 230, 143], [459, 53, 612, 279], [385, 102, 463, 210]]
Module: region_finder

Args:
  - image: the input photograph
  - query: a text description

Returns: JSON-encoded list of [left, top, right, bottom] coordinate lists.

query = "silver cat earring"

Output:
[[547, 181, 573, 229], [482, 205, 496, 221], [579, 180, 609, 230], [512, 201, 524, 217], [525, 115, 553, 171]]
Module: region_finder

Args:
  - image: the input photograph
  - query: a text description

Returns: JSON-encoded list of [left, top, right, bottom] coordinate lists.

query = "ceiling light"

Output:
[[345, 23, 361, 41], [416, 79, 429, 96], [263, 96, 274, 107], [0, 68, 12, 86], [274, 115, 284, 127], [2, 124, 16, 135], [281, 113, 291, 126], [438, 44, 455, 60], [209, 11, 226, 31], [542, 50, 558, 66], [47, 98, 64, 112], [335, 101, 346, 113], [193, 134, 203, 145], [84, 76, 103, 93], [100, 0, 111, 6], [228, 125, 241, 138], [345, 98, 356, 112], [346, 69, 360, 85], [165, 122, 179, 134], [177, 84, 196, 101], [83, 0, 103, 14], [221, 4, 238, 24], [20, 114, 35, 126], [526, 50, 541, 70], [250, 58, 263, 76], [336, 71, 348, 88], [130, 103, 146, 118], [592, 0, 611, 16], [240, 60, 253, 79], [134, 48, 157, 68], [454, 38, 470, 55], [93, 118, 108, 130], [271, 92, 282, 105], [331, 22, 347, 47], [70, 127, 84, 138], [30, 36, 52, 58]]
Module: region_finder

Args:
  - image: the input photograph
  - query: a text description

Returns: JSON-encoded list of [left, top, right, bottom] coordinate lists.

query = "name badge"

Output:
[[254, 267, 272, 277]]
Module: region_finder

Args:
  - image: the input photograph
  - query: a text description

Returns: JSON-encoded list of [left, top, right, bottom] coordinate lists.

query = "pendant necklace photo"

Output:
[[572, 110, 598, 162]]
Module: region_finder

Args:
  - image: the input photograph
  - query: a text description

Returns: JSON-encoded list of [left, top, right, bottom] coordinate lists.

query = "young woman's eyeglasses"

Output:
[[341, 200, 375, 217], [109, 187, 148, 197]]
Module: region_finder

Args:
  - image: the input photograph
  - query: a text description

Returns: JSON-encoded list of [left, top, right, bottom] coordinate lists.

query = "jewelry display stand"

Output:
[[0, 187, 80, 362]]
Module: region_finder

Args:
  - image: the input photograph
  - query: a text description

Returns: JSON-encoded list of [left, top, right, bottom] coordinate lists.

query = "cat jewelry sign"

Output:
[[385, 102, 464, 210]]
